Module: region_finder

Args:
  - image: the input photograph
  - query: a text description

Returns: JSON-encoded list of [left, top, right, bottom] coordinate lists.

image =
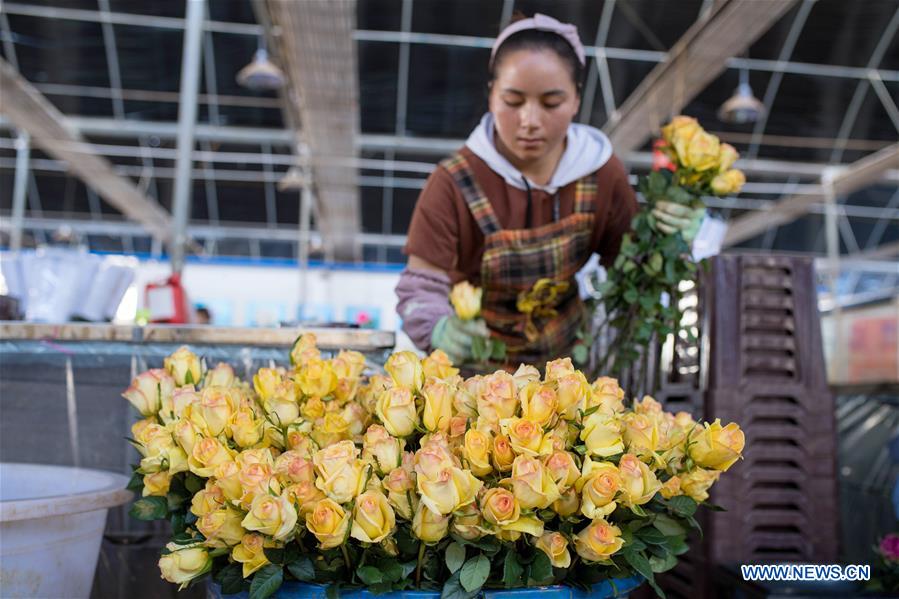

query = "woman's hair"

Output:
[[488, 12, 585, 93]]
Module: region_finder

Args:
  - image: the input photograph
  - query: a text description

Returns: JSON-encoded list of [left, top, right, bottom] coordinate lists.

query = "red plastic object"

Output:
[[144, 273, 191, 323]]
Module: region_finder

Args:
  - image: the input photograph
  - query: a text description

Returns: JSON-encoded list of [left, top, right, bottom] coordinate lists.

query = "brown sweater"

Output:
[[404, 147, 638, 283]]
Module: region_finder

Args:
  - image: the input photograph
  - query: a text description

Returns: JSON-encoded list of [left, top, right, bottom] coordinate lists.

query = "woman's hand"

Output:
[[430, 315, 490, 366], [652, 201, 706, 243]]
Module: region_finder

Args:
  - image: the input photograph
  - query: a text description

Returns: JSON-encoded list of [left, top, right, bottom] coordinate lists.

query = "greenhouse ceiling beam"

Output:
[[724, 143, 899, 246], [266, 0, 361, 261], [1, 216, 408, 248], [0, 58, 174, 244], [1, 2, 264, 36], [605, 0, 799, 153]]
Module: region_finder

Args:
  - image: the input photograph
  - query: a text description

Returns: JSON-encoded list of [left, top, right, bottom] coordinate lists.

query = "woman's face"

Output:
[[489, 49, 580, 166]]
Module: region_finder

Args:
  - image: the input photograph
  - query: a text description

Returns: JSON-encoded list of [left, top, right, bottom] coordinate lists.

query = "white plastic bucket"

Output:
[[0, 463, 133, 598]]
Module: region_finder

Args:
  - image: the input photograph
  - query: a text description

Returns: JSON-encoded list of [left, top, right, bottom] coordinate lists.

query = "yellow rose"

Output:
[[453, 382, 478, 419], [197, 508, 245, 548], [452, 502, 486, 541], [510, 455, 561, 510], [231, 533, 271, 578], [502, 418, 551, 457], [545, 357, 576, 381], [481, 487, 544, 538], [575, 518, 624, 562], [301, 396, 325, 421], [511, 364, 541, 389], [285, 424, 316, 456], [236, 447, 276, 469], [412, 504, 450, 543], [376, 386, 419, 437], [359, 374, 392, 414], [536, 532, 572, 568], [297, 358, 338, 398], [415, 444, 481, 515], [544, 451, 580, 492], [492, 434, 516, 472], [290, 332, 321, 368], [462, 428, 493, 477], [263, 388, 301, 428], [422, 377, 455, 433], [195, 386, 235, 437], [283, 481, 326, 516], [242, 493, 298, 541], [213, 461, 243, 503], [623, 413, 660, 458], [589, 377, 625, 414], [313, 440, 369, 504], [717, 142, 739, 172], [661, 116, 701, 165], [618, 453, 662, 508], [476, 371, 518, 431], [190, 481, 225, 517], [332, 350, 367, 380], [253, 367, 284, 403], [188, 437, 235, 478], [158, 542, 211, 589], [382, 466, 418, 520], [659, 475, 682, 499], [123, 369, 175, 417], [204, 362, 235, 388], [710, 169, 745, 195], [519, 383, 558, 428], [449, 416, 469, 445], [238, 462, 279, 510], [385, 351, 424, 392], [351, 490, 396, 543], [362, 424, 404, 476], [274, 450, 315, 486], [422, 349, 460, 379], [685, 130, 720, 172], [680, 468, 720, 502], [142, 470, 172, 497], [450, 281, 482, 320], [580, 412, 625, 458], [553, 487, 580, 517], [555, 372, 591, 420], [689, 419, 744, 471], [230, 408, 263, 449], [577, 459, 621, 519], [172, 418, 201, 455], [333, 377, 360, 405], [164, 346, 202, 387], [311, 412, 351, 448]]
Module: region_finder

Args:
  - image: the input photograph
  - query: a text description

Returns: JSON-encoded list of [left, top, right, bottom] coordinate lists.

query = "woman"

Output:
[[396, 13, 702, 369]]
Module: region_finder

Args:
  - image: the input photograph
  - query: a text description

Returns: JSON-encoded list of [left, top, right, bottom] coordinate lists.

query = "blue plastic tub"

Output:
[[207, 576, 644, 598]]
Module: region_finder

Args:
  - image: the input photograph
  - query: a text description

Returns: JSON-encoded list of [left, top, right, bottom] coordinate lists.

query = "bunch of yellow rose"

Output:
[[659, 115, 746, 196], [124, 337, 744, 596]]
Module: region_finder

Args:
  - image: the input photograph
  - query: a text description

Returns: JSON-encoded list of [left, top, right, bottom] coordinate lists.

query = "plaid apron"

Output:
[[440, 152, 597, 367]]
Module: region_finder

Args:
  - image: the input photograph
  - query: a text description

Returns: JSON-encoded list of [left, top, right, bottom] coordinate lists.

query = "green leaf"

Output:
[[129, 496, 168, 521], [249, 564, 283, 599], [441, 572, 478, 599], [648, 171, 667, 195], [630, 504, 648, 517], [529, 552, 553, 584], [668, 496, 698, 518], [503, 551, 524, 588], [356, 565, 384, 585], [170, 511, 186, 535], [379, 561, 404, 583], [490, 339, 507, 361], [623, 550, 664, 597], [471, 336, 488, 363], [126, 470, 144, 492], [652, 514, 685, 537], [264, 547, 286, 565], [650, 552, 678, 573], [459, 555, 490, 592], [287, 557, 315, 581], [184, 473, 204, 494], [649, 252, 663, 274], [667, 535, 690, 556], [215, 563, 246, 595], [326, 584, 341, 599], [637, 527, 668, 545], [445, 542, 466, 574], [572, 343, 588, 365], [623, 288, 638, 304]]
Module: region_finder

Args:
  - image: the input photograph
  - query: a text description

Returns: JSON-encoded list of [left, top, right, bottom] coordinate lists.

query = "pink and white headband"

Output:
[[490, 13, 586, 67]]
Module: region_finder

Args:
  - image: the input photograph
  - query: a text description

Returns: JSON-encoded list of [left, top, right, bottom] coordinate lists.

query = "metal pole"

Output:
[[170, 0, 206, 273], [298, 184, 312, 321], [10, 132, 30, 251]]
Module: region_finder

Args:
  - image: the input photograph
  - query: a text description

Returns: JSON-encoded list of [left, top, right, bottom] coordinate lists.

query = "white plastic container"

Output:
[[0, 463, 133, 598]]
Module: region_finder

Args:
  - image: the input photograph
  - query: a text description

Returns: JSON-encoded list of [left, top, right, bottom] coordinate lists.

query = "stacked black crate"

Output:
[[704, 254, 839, 565]]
